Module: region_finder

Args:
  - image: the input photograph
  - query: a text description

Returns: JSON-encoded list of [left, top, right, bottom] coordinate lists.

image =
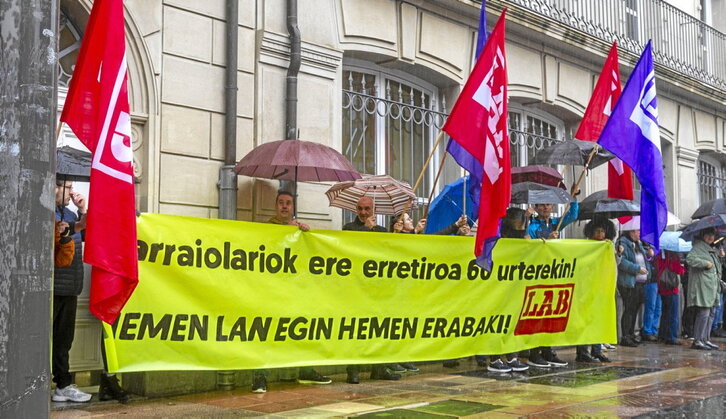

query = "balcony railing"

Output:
[[503, 0, 726, 90]]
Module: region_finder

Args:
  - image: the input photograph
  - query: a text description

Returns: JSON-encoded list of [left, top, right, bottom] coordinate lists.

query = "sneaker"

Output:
[[526, 354, 551, 368], [400, 362, 419, 372], [51, 384, 92, 402], [98, 374, 130, 403], [603, 343, 616, 350], [487, 359, 512, 373], [346, 371, 360, 384], [704, 341, 720, 350], [297, 369, 332, 385], [370, 368, 401, 381], [387, 364, 406, 374], [642, 334, 658, 342], [506, 358, 529, 372], [593, 353, 611, 363], [544, 353, 568, 367], [575, 352, 599, 363], [691, 341, 711, 350], [251, 375, 267, 393], [619, 337, 638, 347]]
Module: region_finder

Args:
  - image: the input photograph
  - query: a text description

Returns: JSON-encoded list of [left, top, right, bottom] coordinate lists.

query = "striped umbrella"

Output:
[[325, 174, 417, 216]]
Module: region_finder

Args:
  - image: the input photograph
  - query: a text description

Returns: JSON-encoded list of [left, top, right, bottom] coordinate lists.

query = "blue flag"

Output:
[[445, 1, 487, 210], [598, 41, 667, 251]]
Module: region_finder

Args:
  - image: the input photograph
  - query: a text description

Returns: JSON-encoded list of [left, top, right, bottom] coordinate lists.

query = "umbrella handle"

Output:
[[556, 145, 599, 232]]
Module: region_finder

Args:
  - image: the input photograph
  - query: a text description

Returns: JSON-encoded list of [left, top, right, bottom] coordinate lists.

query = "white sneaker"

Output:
[[52, 384, 92, 402]]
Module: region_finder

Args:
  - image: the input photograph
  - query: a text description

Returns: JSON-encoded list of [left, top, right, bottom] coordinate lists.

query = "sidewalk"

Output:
[[52, 339, 726, 417]]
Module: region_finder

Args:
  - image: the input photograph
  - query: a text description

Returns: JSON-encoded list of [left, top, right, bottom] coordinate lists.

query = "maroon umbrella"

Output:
[[234, 140, 361, 182], [511, 165, 563, 187]]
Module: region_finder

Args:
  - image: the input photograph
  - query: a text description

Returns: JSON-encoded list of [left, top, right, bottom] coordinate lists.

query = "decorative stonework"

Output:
[[260, 31, 343, 77]]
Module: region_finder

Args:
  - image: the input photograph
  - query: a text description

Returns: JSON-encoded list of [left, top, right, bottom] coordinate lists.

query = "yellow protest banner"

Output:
[[103, 213, 617, 372]]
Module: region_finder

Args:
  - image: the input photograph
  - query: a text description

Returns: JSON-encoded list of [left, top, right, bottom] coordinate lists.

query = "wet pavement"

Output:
[[52, 338, 726, 417]]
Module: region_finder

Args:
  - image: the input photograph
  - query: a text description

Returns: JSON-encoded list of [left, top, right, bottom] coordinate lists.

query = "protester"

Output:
[[686, 228, 722, 350], [642, 245, 663, 342], [251, 191, 331, 393], [478, 208, 530, 373], [616, 228, 652, 347], [576, 218, 614, 363], [526, 202, 578, 240], [52, 180, 92, 403], [656, 250, 685, 345], [343, 196, 399, 383], [526, 203, 574, 367]]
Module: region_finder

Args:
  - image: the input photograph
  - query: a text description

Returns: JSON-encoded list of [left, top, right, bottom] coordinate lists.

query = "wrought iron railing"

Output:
[[502, 0, 726, 90], [341, 88, 563, 224]]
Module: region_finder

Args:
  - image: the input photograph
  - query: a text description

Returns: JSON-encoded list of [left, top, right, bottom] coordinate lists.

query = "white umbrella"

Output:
[[618, 212, 681, 230]]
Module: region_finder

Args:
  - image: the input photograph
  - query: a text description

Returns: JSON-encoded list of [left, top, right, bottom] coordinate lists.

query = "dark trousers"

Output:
[[618, 283, 644, 339], [658, 294, 680, 343], [52, 295, 77, 389]]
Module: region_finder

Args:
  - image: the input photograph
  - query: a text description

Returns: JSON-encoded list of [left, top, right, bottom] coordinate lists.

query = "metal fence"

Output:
[[341, 88, 563, 224], [503, 0, 726, 90]]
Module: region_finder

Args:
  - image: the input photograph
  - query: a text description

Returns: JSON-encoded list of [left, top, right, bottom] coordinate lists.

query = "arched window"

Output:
[[341, 60, 447, 221], [508, 104, 564, 167]]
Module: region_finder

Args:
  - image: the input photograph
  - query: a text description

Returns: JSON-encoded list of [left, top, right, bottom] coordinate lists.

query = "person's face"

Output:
[[534, 204, 553, 218], [275, 194, 294, 220], [627, 229, 641, 242], [402, 213, 414, 231], [356, 197, 374, 222], [591, 227, 606, 241], [55, 181, 73, 206], [702, 232, 716, 245]]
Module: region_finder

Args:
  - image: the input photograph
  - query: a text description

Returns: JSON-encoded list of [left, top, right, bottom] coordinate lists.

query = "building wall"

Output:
[[62, 0, 726, 391]]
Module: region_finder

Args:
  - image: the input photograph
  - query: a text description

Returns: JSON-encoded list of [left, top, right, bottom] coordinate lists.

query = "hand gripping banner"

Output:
[[103, 214, 616, 372]]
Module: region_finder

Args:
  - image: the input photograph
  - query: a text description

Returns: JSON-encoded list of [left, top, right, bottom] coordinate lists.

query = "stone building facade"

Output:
[[57, 0, 726, 395]]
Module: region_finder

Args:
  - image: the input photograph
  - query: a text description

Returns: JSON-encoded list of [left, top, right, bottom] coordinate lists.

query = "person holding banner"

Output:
[[250, 191, 332, 393], [525, 203, 575, 368], [527, 202, 578, 240], [576, 218, 616, 363], [343, 196, 401, 383]]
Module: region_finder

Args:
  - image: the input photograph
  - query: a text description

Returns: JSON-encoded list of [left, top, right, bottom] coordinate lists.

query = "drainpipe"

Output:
[[217, 0, 239, 222], [281, 0, 301, 205], [216, 0, 238, 391]]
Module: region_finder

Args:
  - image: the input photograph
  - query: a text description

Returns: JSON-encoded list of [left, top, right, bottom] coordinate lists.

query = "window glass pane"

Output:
[[342, 71, 377, 176]]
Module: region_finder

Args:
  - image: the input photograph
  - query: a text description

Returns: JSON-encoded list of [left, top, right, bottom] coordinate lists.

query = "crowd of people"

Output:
[[52, 183, 724, 399]]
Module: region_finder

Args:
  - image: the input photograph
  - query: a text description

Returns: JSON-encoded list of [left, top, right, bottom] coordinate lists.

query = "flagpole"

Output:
[[55, 121, 63, 144], [556, 145, 600, 232], [398, 130, 446, 221], [423, 153, 448, 220]]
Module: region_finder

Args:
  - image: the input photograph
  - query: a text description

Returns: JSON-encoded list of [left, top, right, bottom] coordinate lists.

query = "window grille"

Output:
[[698, 159, 725, 203]]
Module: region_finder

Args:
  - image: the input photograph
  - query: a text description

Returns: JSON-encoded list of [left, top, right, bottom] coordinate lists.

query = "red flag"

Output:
[[443, 11, 508, 268], [60, 0, 138, 324], [575, 43, 633, 201]]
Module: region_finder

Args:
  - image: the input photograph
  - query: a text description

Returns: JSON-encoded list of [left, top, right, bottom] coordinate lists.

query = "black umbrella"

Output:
[[577, 190, 640, 220], [680, 214, 726, 241], [532, 139, 614, 169], [56, 146, 92, 182], [691, 198, 726, 220], [510, 182, 574, 205]]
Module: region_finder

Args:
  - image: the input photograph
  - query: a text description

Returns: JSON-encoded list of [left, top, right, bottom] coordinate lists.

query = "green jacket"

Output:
[[686, 239, 722, 308]]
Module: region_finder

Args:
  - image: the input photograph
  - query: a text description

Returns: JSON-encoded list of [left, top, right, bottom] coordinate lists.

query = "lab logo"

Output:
[[514, 284, 575, 335]]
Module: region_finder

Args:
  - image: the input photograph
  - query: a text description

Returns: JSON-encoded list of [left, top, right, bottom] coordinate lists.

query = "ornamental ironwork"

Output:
[[503, 0, 726, 90]]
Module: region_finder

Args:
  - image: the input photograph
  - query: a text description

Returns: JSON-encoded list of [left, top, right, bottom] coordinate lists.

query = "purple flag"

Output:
[[597, 41, 667, 251]]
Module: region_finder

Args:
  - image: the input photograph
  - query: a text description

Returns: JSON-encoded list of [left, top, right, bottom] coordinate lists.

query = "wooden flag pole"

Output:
[[398, 130, 446, 221], [423, 152, 449, 220], [555, 144, 600, 232]]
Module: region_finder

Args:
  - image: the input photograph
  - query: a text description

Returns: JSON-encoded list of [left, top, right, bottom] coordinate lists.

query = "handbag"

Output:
[[659, 270, 680, 289]]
